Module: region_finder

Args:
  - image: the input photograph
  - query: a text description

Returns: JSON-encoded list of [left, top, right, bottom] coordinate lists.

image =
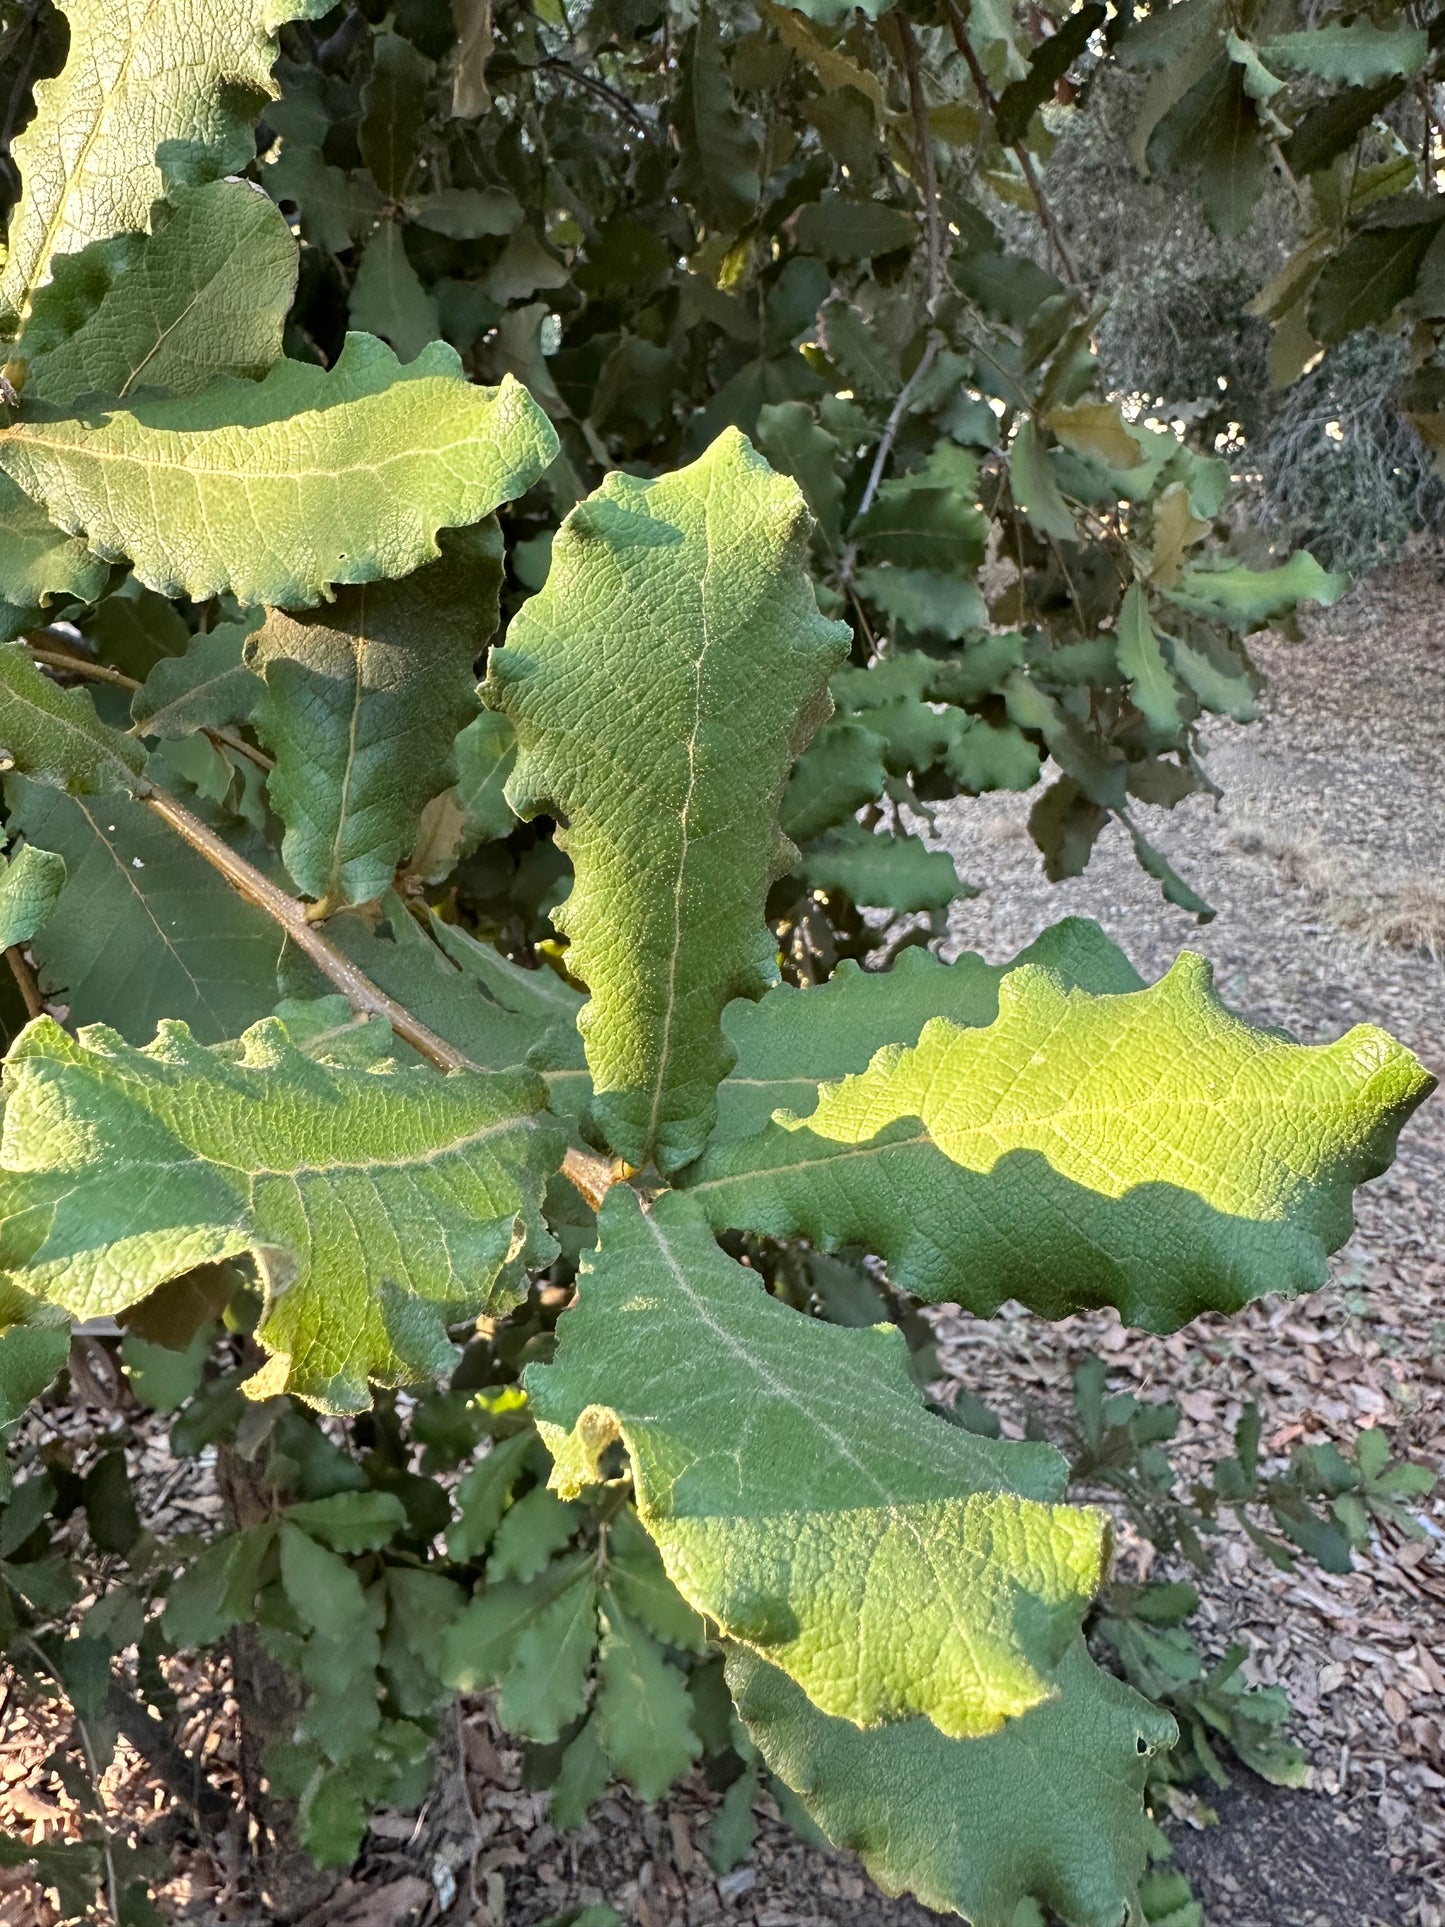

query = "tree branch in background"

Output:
[[939, 0, 1080, 286]]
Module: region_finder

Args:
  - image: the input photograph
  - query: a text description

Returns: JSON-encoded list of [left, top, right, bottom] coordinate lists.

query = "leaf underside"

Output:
[[0, 335, 557, 608], [484, 427, 850, 1173], [0, 1012, 562, 1410], [0, 0, 329, 330], [527, 1185, 1108, 1741], [687, 952, 1435, 1329]]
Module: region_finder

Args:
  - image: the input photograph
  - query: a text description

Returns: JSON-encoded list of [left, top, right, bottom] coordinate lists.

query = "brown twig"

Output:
[[5, 944, 43, 1018], [22, 644, 613, 1206], [939, 0, 1080, 286], [140, 786, 613, 1208], [25, 641, 273, 772], [895, 15, 946, 312], [836, 334, 943, 590]]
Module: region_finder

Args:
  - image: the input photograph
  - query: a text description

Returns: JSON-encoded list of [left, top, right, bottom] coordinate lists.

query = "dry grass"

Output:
[[1229, 817, 1445, 962]]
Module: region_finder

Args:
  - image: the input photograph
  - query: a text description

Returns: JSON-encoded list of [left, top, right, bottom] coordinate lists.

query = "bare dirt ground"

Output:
[[2, 561, 1441, 1927]]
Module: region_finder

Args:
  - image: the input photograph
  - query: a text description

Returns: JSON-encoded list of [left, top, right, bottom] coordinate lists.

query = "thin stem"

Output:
[[144, 788, 475, 1069], [940, 0, 1080, 286], [537, 56, 651, 133], [20, 1636, 122, 1925], [27, 645, 138, 692], [896, 16, 946, 311], [5, 944, 43, 1018], [139, 786, 613, 1209], [836, 333, 943, 591], [25, 642, 273, 772], [835, 13, 949, 603]]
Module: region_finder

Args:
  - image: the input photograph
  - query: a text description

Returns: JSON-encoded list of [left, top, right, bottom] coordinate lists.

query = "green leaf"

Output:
[[708, 1761, 760, 1873], [727, 1639, 1176, 1927], [1164, 552, 1349, 628], [530, 1187, 1108, 1740], [0, 1011, 562, 1411], [348, 224, 442, 365], [1257, 23, 1428, 84], [818, 298, 900, 401], [1010, 420, 1074, 541], [797, 821, 964, 912], [549, 1715, 611, 1829], [851, 451, 988, 574], [360, 30, 431, 199], [21, 180, 297, 403], [605, 1507, 708, 1654], [686, 950, 1434, 1330], [854, 567, 988, 642], [495, 1569, 598, 1742], [162, 1523, 275, 1645], [487, 1485, 580, 1583], [131, 622, 261, 741], [1146, 57, 1268, 239], [994, 4, 1106, 146], [1124, 821, 1213, 921], [0, 1322, 68, 1431], [4, 781, 285, 1042], [0, 0, 329, 331], [439, 1551, 590, 1689], [1117, 585, 1187, 739], [0, 644, 146, 795], [755, 402, 845, 556], [483, 428, 849, 1173], [247, 522, 501, 908], [710, 920, 1141, 1146], [0, 845, 64, 951], [408, 187, 522, 240], [457, 709, 521, 835], [594, 1588, 702, 1800], [119, 1326, 211, 1413], [673, 8, 761, 233], [0, 474, 108, 619], [262, 142, 385, 254], [780, 718, 888, 843], [796, 194, 915, 262], [0, 335, 557, 608], [1307, 203, 1445, 345], [447, 1430, 538, 1561], [285, 1490, 407, 1553]]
